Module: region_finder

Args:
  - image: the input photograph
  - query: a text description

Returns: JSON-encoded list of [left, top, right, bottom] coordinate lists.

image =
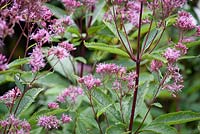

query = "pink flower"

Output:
[[150, 60, 163, 72], [175, 42, 188, 55], [38, 115, 59, 129], [0, 53, 8, 71], [61, 114, 72, 124], [0, 114, 31, 133], [31, 29, 50, 45], [164, 48, 181, 63], [79, 74, 101, 90], [48, 46, 69, 59], [123, 71, 137, 89], [175, 11, 196, 30], [112, 80, 122, 90], [0, 87, 21, 106], [29, 46, 45, 72], [196, 26, 200, 36], [58, 41, 76, 51], [48, 102, 59, 109], [96, 63, 126, 75], [57, 86, 83, 103], [61, 0, 81, 10]]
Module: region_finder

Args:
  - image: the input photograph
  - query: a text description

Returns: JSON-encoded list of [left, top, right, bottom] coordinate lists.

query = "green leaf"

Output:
[[88, 25, 105, 35], [142, 29, 159, 52], [14, 75, 25, 92], [106, 124, 127, 134], [152, 111, 200, 125], [152, 102, 163, 108], [85, 42, 129, 57], [139, 123, 177, 134], [45, 3, 66, 18], [103, 21, 133, 57], [91, 0, 106, 25], [15, 88, 44, 117], [131, 23, 156, 38], [46, 55, 77, 84], [97, 104, 112, 118], [74, 57, 87, 64], [178, 55, 200, 60], [142, 53, 167, 63], [186, 40, 200, 48], [8, 58, 29, 68]]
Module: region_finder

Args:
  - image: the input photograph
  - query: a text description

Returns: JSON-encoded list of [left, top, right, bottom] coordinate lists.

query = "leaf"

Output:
[[106, 124, 127, 134], [14, 88, 44, 117], [45, 3, 66, 18], [8, 58, 29, 68], [152, 111, 200, 125], [74, 57, 87, 64], [97, 104, 112, 118], [88, 25, 105, 35], [142, 29, 159, 52], [46, 55, 77, 84], [85, 42, 129, 57], [103, 21, 133, 57], [14, 75, 25, 92], [139, 123, 177, 134], [152, 102, 163, 108], [178, 55, 200, 60], [91, 0, 106, 25], [142, 53, 167, 63], [186, 40, 200, 48]]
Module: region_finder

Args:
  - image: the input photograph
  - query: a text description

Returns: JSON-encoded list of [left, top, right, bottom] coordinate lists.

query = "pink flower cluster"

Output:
[[57, 86, 83, 103], [78, 75, 101, 90], [0, 114, 31, 133], [123, 71, 138, 89], [38, 115, 59, 129], [164, 48, 181, 63], [96, 63, 126, 76], [165, 66, 184, 93], [37, 114, 72, 129], [175, 11, 196, 30], [0, 53, 8, 71], [150, 60, 163, 72], [31, 29, 50, 46], [48, 102, 59, 109], [163, 42, 188, 93], [0, 87, 21, 106], [48, 41, 76, 59], [61, 0, 97, 10], [29, 46, 45, 72]]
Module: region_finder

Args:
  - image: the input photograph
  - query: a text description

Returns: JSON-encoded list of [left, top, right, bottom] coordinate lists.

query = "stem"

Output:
[[7, 23, 27, 63], [88, 92, 103, 134], [128, 2, 143, 133], [112, 6, 136, 62], [134, 72, 169, 133]]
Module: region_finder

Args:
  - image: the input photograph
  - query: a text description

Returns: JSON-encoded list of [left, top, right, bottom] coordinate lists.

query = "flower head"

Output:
[[29, 46, 45, 72], [0, 114, 31, 133], [0, 87, 21, 106], [175, 11, 196, 30], [48, 102, 59, 109], [38, 115, 59, 129], [150, 60, 163, 72], [57, 86, 83, 103], [61, 114, 72, 124], [164, 48, 181, 63], [0, 53, 8, 71], [78, 74, 101, 90]]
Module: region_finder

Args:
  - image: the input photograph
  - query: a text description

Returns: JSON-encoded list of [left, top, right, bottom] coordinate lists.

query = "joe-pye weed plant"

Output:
[[0, 0, 200, 133]]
